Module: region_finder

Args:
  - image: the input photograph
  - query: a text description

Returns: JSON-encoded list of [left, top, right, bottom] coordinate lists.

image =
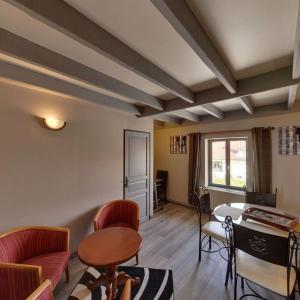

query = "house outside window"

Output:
[[208, 138, 247, 190]]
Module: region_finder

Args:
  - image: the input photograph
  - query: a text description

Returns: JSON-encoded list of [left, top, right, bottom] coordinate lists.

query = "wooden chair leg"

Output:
[[65, 264, 70, 282], [136, 254, 139, 265]]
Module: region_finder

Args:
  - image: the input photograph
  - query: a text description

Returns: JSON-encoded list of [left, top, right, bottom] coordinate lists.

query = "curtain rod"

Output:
[[188, 127, 275, 136]]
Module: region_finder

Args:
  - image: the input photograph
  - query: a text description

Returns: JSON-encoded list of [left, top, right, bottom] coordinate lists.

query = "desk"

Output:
[[78, 227, 142, 299]]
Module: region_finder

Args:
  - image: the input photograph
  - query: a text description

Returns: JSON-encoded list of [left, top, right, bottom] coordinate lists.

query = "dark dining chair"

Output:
[[193, 188, 232, 286], [225, 218, 297, 300], [156, 170, 168, 202], [245, 188, 277, 207]]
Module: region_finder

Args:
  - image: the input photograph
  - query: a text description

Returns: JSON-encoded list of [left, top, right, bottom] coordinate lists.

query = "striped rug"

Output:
[[68, 266, 174, 300]]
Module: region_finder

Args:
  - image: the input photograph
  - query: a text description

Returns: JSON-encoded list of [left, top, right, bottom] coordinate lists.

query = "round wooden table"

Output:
[[78, 227, 142, 299]]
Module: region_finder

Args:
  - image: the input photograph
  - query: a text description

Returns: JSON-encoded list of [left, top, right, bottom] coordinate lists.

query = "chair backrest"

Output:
[[93, 200, 140, 232], [245, 189, 277, 207], [233, 223, 292, 267], [0, 228, 66, 263], [193, 187, 211, 225], [156, 170, 168, 189]]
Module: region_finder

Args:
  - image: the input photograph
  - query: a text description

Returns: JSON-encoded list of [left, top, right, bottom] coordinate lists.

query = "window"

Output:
[[208, 138, 247, 190]]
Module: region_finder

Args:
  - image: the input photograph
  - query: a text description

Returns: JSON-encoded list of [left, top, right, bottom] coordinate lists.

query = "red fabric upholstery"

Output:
[[0, 265, 40, 300], [0, 228, 68, 263], [24, 251, 69, 288], [0, 227, 69, 300], [107, 222, 133, 229], [94, 200, 139, 232]]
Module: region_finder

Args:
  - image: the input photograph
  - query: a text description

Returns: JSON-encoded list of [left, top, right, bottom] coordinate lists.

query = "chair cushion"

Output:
[[202, 221, 227, 243], [23, 251, 69, 288], [236, 250, 296, 296], [107, 222, 134, 229]]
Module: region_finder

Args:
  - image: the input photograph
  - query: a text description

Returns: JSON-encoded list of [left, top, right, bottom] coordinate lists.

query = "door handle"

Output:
[[124, 176, 128, 188]]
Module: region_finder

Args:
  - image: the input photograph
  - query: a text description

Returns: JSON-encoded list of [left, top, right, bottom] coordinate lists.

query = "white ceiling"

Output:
[[188, 0, 298, 79], [0, 0, 168, 97], [0, 0, 299, 120], [65, 0, 218, 91]]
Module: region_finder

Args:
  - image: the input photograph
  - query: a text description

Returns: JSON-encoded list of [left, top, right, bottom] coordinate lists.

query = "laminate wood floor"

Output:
[[55, 203, 299, 300]]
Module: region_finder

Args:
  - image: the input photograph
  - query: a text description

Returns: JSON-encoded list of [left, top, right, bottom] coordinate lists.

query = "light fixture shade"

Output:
[[44, 118, 66, 130]]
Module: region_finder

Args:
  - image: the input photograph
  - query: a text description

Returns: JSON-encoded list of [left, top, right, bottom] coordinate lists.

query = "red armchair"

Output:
[[0, 226, 70, 300], [26, 280, 53, 300], [93, 199, 140, 264]]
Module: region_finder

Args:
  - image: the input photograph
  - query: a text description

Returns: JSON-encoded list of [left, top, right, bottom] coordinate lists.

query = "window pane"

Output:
[[230, 140, 246, 188], [211, 141, 226, 185]]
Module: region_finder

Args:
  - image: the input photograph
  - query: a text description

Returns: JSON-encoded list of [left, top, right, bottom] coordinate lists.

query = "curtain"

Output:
[[188, 133, 201, 204], [252, 127, 272, 193]]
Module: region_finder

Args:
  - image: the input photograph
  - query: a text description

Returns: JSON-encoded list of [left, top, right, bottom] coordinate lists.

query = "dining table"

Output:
[[213, 202, 300, 265], [213, 202, 300, 234]]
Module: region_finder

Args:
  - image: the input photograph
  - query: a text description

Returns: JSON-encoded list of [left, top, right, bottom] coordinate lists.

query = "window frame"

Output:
[[208, 138, 247, 191]]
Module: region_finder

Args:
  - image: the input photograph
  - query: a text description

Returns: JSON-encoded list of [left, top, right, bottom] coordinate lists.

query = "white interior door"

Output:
[[124, 130, 150, 222]]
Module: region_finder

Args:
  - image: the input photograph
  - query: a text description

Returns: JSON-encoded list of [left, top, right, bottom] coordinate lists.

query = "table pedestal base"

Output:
[[86, 266, 141, 299]]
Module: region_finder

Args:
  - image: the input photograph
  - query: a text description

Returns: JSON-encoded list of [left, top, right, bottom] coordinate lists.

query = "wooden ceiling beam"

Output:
[[199, 102, 291, 123], [172, 110, 200, 122], [5, 0, 195, 103], [157, 102, 296, 126], [292, 1, 300, 80], [153, 115, 182, 124], [0, 61, 141, 115], [289, 2, 300, 109], [201, 103, 223, 119], [0, 28, 164, 110], [239, 96, 254, 115], [141, 66, 295, 117], [288, 85, 298, 110], [151, 0, 236, 94]]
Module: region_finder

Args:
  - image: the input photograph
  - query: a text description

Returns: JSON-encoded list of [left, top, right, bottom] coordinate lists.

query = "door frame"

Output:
[[123, 129, 151, 221]]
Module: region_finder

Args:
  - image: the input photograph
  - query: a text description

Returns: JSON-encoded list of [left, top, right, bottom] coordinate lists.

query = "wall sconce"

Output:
[[43, 117, 66, 131]]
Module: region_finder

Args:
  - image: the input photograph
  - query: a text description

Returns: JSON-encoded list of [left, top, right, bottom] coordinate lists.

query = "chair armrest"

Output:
[[32, 226, 70, 253], [120, 279, 131, 300], [26, 279, 53, 300], [0, 262, 42, 300]]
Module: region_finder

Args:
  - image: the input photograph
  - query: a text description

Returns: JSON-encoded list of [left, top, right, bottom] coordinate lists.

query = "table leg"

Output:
[[85, 266, 141, 299], [86, 273, 107, 291]]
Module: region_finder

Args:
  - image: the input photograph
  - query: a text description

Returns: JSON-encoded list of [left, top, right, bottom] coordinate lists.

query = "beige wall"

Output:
[[0, 82, 153, 252], [154, 111, 300, 214]]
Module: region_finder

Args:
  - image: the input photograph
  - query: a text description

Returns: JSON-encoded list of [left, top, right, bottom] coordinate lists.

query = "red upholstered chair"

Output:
[[0, 226, 70, 300], [26, 280, 53, 300], [93, 199, 140, 264]]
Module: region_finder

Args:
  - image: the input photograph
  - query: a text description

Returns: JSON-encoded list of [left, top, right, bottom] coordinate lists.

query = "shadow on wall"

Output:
[[66, 206, 99, 253]]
